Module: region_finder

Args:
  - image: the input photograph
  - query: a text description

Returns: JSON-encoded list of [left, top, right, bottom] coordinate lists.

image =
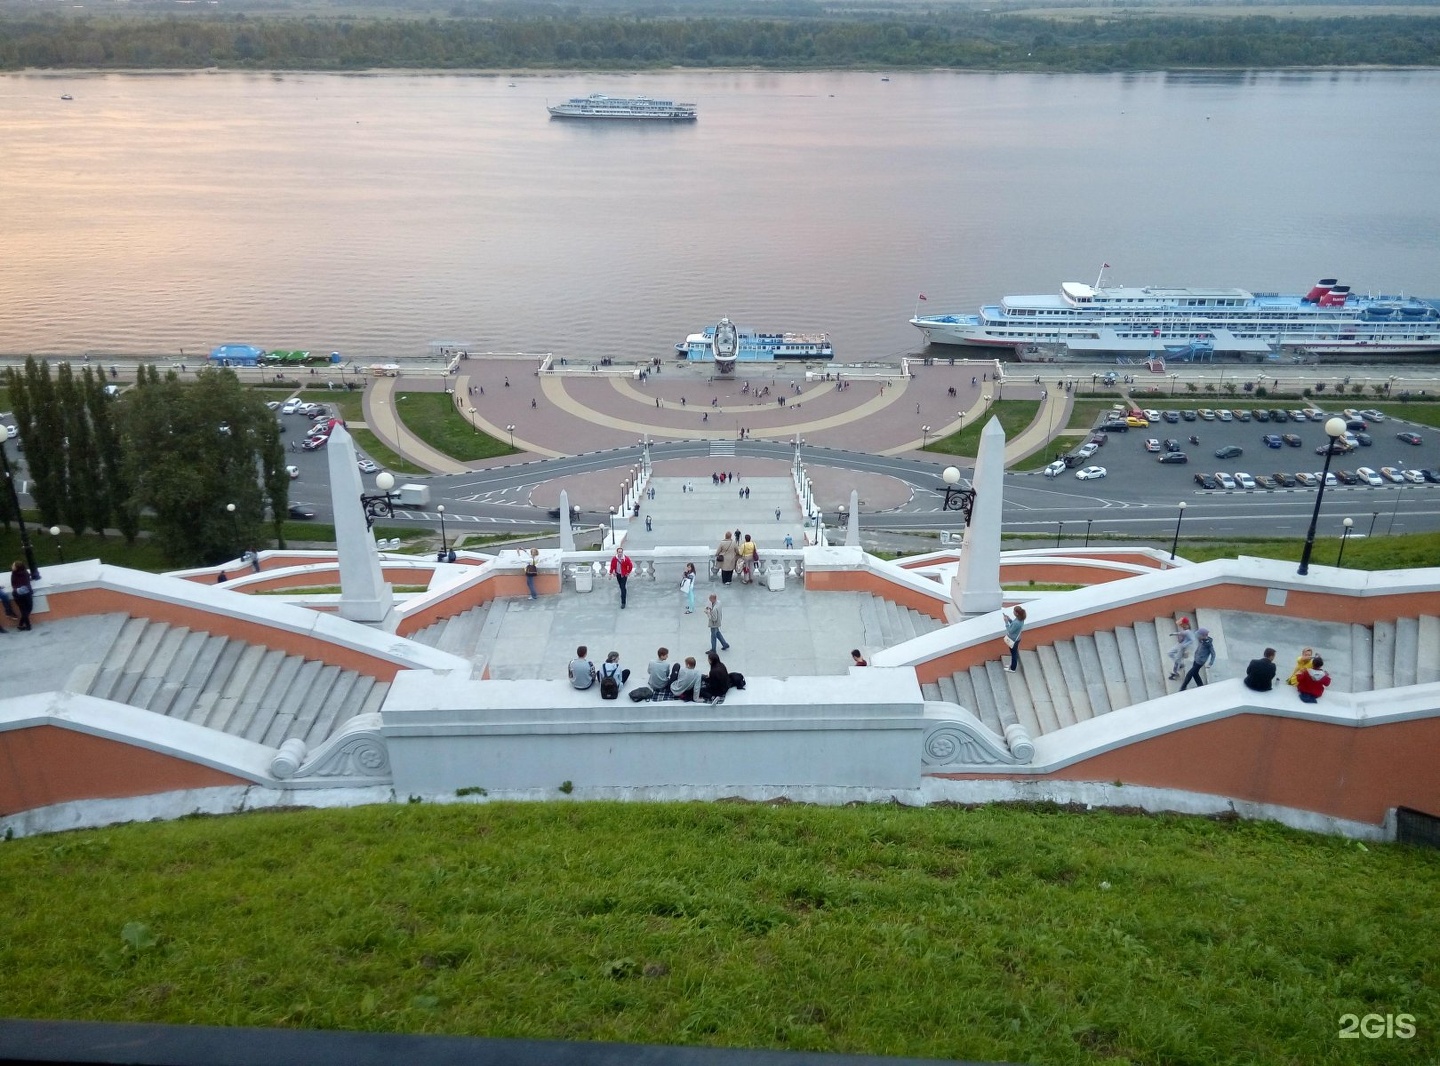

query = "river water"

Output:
[[3, 69, 1439, 361]]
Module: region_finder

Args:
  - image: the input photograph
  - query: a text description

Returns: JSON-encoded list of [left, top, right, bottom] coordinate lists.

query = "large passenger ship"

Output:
[[547, 94, 697, 121], [911, 272, 1440, 362], [676, 319, 833, 374]]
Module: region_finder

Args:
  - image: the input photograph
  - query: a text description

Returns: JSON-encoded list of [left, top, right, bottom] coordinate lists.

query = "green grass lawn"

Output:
[[348, 427, 428, 477], [395, 391, 518, 463], [2, 802, 1435, 1065], [923, 400, 1039, 459]]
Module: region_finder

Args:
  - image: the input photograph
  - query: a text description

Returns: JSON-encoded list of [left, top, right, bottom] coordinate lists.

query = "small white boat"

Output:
[[60, 93, 73, 101]]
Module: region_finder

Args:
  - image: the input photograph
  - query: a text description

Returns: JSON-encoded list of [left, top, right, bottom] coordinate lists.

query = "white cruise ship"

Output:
[[547, 93, 697, 121], [676, 319, 833, 374], [911, 272, 1440, 362]]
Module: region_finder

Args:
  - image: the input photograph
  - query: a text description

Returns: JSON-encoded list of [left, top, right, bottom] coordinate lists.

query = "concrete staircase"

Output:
[[859, 593, 945, 652], [80, 615, 389, 748], [407, 602, 497, 671], [921, 611, 1440, 739]]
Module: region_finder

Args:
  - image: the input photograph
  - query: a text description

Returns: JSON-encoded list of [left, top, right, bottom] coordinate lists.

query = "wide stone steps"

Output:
[[408, 604, 495, 671], [857, 593, 945, 653], [920, 611, 1439, 740], [85, 616, 387, 748]]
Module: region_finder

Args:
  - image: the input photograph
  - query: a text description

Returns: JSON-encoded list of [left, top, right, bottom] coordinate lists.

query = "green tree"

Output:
[[4, 359, 67, 528], [55, 363, 104, 537], [118, 367, 286, 565], [84, 367, 139, 543]]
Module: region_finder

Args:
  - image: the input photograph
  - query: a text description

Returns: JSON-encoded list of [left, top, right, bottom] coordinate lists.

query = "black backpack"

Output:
[[599, 664, 621, 700], [728, 671, 746, 691]]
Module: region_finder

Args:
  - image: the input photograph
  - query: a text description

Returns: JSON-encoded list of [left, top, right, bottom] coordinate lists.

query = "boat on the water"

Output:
[[547, 93, 697, 121], [676, 319, 833, 373], [911, 270, 1440, 362]]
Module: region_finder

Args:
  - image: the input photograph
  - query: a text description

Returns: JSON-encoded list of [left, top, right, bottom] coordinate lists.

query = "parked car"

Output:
[[1380, 467, 1406, 483], [1421, 469, 1440, 484], [1077, 442, 1100, 459], [1164, 438, 1182, 452], [1158, 452, 1189, 464], [1194, 472, 1218, 489], [1234, 409, 1251, 422], [1345, 418, 1368, 432], [1316, 440, 1354, 456], [1320, 471, 1338, 486], [1087, 434, 1108, 448], [1402, 469, 1426, 484], [285, 464, 300, 479], [1217, 409, 1233, 422], [1044, 459, 1067, 478], [1198, 409, 1216, 421], [1253, 475, 1275, 489], [1360, 409, 1386, 422], [1214, 445, 1243, 459], [1100, 420, 1130, 433], [357, 458, 380, 473], [1273, 472, 1298, 487], [1181, 410, 1198, 422], [1282, 434, 1303, 447], [280, 398, 302, 415], [1397, 431, 1423, 445], [265, 400, 281, 411], [1075, 465, 1107, 481], [1253, 409, 1271, 422], [1356, 467, 1384, 486], [1288, 410, 1308, 422], [1235, 472, 1256, 490], [1263, 434, 1283, 448], [1355, 432, 1373, 446], [301, 435, 328, 451], [1335, 470, 1360, 485], [287, 502, 317, 519], [1162, 410, 1180, 423], [1270, 409, 1289, 422], [1125, 416, 1149, 428], [1294, 472, 1317, 486], [1144, 409, 1161, 423], [1215, 472, 1238, 489], [1144, 438, 1161, 453]]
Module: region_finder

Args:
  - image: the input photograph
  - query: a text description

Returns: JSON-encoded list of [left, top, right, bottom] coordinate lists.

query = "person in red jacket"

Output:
[[1295, 655, 1331, 704], [608, 547, 634, 609]]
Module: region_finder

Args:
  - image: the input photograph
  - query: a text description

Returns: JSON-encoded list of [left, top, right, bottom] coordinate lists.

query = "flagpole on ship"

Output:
[[914, 292, 927, 319], [1094, 263, 1110, 289]]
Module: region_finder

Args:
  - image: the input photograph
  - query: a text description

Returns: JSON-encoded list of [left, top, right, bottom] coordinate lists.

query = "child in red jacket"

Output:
[[1295, 656, 1331, 704]]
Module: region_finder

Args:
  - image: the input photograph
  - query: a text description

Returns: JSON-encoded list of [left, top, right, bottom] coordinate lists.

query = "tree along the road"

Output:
[[119, 366, 288, 565], [5, 359, 137, 541]]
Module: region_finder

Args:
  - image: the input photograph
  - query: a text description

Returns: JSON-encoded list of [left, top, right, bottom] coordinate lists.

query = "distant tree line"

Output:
[[3, 362, 287, 565], [3, 11, 1440, 71]]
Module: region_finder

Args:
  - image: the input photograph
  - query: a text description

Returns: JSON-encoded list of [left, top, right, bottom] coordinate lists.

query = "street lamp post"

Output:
[[1298, 416, 1348, 576], [49, 525, 63, 563], [506, 424, 516, 448], [921, 425, 931, 448], [1337, 517, 1354, 566], [225, 503, 238, 558], [1055, 521, 1064, 548], [941, 466, 976, 525], [1169, 501, 1187, 560], [436, 504, 447, 556], [361, 471, 399, 529], [1085, 518, 1093, 547], [0, 425, 40, 580], [608, 506, 617, 544]]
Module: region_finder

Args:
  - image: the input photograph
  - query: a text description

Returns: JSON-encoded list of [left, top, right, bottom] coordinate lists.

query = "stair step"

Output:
[[1418, 616, 1440, 685], [268, 663, 342, 746], [193, 641, 247, 729], [112, 621, 172, 705], [360, 681, 389, 717], [982, 661, 1020, 730], [1131, 621, 1166, 703], [936, 674, 960, 705], [207, 644, 268, 734], [1036, 645, 1075, 729], [128, 626, 190, 710], [306, 670, 362, 744], [1017, 649, 1058, 734], [170, 635, 230, 722], [1054, 641, 1092, 721], [1349, 624, 1374, 692], [225, 649, 288, 740], [967, 666, 1004, 735], [148, 630, 209, 716], [896, 606, 919, 643], [1372, 620, 1396, 690], [1093, 630, 1130, 712], [858, 595, 884, 649], [1073, 634, 1112, 716], [1393, 617, 1418, 688], [1113, 626, 1148, 707], [920, 681, 942, 703]]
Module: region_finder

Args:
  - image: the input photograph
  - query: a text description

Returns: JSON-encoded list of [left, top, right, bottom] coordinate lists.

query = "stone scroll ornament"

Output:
[[272, 713, 392, 784], [921, 717, 1034, 766]]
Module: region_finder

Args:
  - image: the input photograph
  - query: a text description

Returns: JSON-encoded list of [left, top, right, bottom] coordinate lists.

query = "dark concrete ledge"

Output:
[[0, 1019, 1010, 1066]]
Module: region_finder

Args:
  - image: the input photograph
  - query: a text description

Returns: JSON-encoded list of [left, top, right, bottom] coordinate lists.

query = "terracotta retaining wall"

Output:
[[0, 725, 247, 817], [42, 589, 404, 681], [932, 712, 1440, 827], [916, 583, 1439, 685], [804, 568, 949, 621], [394, 572, 554, 637]]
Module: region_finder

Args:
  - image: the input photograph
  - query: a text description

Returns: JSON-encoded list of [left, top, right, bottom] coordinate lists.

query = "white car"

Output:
[[285, 464, 300, 479], [1380, 466, 1406, 483], [1198, 408, 1216, 421], [1077, 442, 1100, 459], [1217, 409, 1233, 422], [1235, 472, 1256, 490], [357, 458, 380, 474], [1289, 410, 1308, 422], [1215, 472, 1237, 489], [281, 398, 302, 415], [1143, 409, 1160, 423], [265, 400, 281, 411], [1144, 438, 1161, 453], [1402, 469, 1426, 484], [1043, 459, 1066, 478], [1357, 467, 1383, 486], [1075, 466, 1107, 481], [1360, 409, 1386, 422]]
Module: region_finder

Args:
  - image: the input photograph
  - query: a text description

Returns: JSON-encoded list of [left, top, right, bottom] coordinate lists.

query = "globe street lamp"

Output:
[[225, 503, 238, 557], [921, 425, 931, 448], [1337, 517, 1354, 566], [0, 425, 40, 580], [506, 424, 516, 448], [1169, 501, 1187, 560], [361, 471, 399, 529], [436, 504, 447, 555], [941, 466, 976, 524], [49, 525, 64, 563], [1298, 416, 1348, 575]]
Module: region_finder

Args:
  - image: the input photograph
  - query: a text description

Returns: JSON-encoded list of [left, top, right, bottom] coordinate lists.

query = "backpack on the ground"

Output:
[[628, 685, 653, 702], [728, 672, 746, 691]]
